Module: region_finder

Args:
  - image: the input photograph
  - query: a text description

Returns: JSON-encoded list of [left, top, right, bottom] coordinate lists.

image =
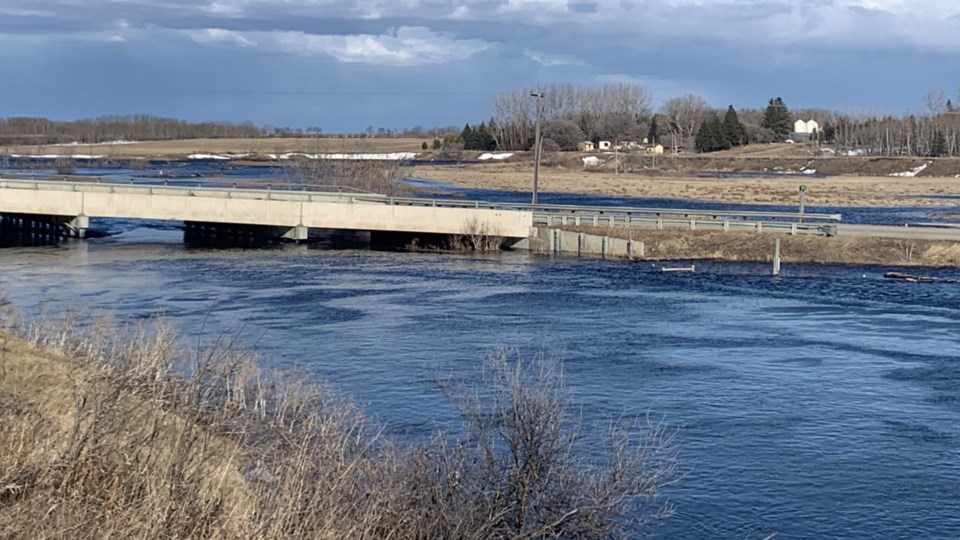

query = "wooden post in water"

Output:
[[773, 238, 782, 276]]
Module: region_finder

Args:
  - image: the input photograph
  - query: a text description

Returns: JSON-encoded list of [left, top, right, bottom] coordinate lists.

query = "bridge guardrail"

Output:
[[0, 179, 842, 229]]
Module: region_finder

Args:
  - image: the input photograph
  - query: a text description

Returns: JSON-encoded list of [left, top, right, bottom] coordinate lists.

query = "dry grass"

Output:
[[0, 305, 677, 539], [559, 227, 960, 267], [0, 137, 428, 159], [410, 162, 960, 207]]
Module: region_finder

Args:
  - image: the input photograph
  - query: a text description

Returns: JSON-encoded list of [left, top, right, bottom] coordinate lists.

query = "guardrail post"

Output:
[[757, 222, 763, 233], [657, 216, 663, 230], [578, 233, 584, 256], [723, 220, 730, 232], [575, 215, 581, 226], [690, 219, 696, 230], [593, 215, 599, 227], [791, 223, 798, 235]]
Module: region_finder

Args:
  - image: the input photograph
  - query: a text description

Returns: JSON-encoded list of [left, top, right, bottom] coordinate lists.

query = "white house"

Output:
[[598, 140, 612, 150], [578, 141, 595, 152], [793, 119, 820, 140]]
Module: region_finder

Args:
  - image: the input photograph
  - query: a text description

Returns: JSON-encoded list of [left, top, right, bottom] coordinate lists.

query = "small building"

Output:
[[598, 140, 612, 150], [578, 141, 595, 152], [792, 119, 820, 142], [646, 144, 665, 155]]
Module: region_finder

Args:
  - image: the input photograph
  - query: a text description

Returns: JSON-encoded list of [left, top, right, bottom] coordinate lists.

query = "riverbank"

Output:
[[552, 227, 960, 267], [409, 162, 960, 207], [0, 313, 675, 539]]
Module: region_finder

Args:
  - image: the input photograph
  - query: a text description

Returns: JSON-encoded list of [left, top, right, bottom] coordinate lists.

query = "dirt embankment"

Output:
[[557, 227, 960, 267]]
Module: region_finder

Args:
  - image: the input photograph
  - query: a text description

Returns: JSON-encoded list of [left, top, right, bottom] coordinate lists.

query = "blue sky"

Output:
[[0, 0, 957, 131]]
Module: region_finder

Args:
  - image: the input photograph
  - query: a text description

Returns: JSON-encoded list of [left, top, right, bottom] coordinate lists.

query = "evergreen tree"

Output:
[[695, 114, 730, 153], [930, 131, 948, 157], [647, 115, 659, 144], [460, 124, 477, 150], [948, 99, 955, 112], [476, 122, 497, 151], [761, 97, 792, 141], [821, 121, 836, 143], [722, 105, 748, 147]]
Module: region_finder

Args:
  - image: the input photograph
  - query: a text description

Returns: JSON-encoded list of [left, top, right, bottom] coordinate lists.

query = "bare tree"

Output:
[[661, 94, 712, 153], [432, 348, 679, 538]]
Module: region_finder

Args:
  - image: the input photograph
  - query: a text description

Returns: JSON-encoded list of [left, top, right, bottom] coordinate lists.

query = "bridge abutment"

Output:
[[0, 212, 88, 240]]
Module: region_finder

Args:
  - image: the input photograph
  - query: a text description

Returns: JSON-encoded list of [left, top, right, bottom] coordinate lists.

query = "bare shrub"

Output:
[[430, 348, 678, 538], [287, 154, 410, 196], [0, 311, 678, 539], [451, 216, 505, 252]]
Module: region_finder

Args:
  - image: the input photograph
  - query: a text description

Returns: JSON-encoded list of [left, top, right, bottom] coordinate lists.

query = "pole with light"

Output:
[[530, 91, 544, 205]]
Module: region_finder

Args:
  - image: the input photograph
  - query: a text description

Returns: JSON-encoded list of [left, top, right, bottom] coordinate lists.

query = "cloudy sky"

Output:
[[0, 0, 957, 131]]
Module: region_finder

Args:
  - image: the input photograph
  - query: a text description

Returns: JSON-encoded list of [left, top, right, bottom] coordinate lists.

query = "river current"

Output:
[[1, 222, 959, 539]]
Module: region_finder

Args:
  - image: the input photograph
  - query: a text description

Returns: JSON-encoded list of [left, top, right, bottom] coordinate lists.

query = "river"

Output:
[[1, 221, 959, 539]]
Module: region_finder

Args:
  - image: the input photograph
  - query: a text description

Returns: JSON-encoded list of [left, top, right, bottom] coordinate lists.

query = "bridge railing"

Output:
[[0, 179, 841, 233]]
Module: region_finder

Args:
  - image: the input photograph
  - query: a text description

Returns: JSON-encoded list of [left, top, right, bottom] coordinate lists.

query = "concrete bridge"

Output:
[[0, 179, 535, 245], [12, 178, 953, 248]]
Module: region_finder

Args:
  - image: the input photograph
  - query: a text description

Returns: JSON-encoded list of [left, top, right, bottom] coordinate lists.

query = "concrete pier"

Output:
[[0, 212, 87, 239]]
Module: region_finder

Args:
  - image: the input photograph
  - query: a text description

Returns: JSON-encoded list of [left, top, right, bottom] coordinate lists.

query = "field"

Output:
[[409, 161, 960, 208]]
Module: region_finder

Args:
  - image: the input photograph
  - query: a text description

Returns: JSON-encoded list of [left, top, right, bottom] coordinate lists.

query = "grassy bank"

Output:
[[0, 308, 676, 539], [409, 162, 960, 207], [558, 227, 960, 267]]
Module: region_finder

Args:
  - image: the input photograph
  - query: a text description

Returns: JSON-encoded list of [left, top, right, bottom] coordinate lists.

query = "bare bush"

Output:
[[287, 153, 410, 196], [0, 311, 678, 539], [450, 217, 505, 252], [432, 348, 678, 538]]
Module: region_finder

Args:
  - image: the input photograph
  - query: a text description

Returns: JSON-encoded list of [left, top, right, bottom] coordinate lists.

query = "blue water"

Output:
[[1, 224, 959, 539]]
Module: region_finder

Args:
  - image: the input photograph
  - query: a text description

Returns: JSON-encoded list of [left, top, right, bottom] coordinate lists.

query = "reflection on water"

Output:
[[1, 223, 960, 539]]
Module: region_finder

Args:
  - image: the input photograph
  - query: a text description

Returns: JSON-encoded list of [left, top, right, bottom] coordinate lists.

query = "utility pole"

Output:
[[530, 91, 544, 205]]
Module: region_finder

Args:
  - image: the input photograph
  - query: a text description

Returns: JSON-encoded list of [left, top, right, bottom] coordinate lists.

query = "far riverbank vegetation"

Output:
[[2, 85, 959, 157]]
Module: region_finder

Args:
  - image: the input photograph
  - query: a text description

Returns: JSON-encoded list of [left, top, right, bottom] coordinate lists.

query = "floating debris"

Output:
[[883, 272, 960, 284], [662, 265, 696, 273]]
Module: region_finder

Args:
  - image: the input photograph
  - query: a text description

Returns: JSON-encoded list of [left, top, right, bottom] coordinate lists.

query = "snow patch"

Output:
[[188, 153, 233, 160], [802, 169, 817, 175], [582, 156, 605, 167], [890, 162, 930, 178], [9, 154, 104, 159], [270, 152, 417, 161], [846, 149, 866, 157], [478, 152, 514, 161]]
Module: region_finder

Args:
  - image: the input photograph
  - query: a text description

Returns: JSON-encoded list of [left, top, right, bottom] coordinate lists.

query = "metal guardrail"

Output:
[[0, 179, 841, 235]]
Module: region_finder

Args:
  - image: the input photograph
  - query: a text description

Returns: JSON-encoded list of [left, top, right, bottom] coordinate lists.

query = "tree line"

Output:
[[479, 84, 960, 157], [0, 115, 457, 146], [4, 86, 959, 157]]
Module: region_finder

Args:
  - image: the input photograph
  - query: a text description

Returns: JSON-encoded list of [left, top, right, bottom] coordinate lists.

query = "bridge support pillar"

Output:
[[68, 214, 89, 238], [282, 225, 309, 242]]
